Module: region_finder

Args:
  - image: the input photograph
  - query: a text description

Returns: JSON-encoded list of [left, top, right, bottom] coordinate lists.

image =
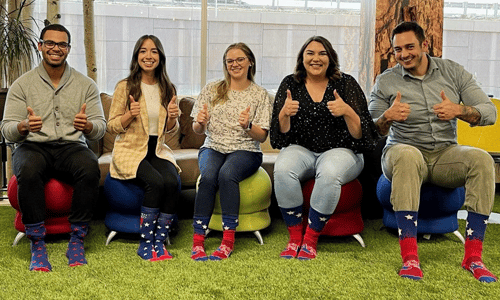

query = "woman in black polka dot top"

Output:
[[270, 36, 378, 260]]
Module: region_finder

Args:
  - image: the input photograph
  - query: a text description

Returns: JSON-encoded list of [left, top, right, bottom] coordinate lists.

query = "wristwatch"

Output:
[[245, 122, 252, 132]]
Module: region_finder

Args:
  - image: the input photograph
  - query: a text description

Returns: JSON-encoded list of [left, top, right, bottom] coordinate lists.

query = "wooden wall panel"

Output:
[[374, 0, 444, 80]]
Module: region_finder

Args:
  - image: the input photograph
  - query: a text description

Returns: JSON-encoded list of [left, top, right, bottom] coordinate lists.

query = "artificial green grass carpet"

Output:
[[1, 195, 500, 299]]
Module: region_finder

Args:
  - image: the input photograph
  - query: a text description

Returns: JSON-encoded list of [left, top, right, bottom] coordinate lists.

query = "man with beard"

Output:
[[1, 24, 106, 272], [369, 21, 497, 282]]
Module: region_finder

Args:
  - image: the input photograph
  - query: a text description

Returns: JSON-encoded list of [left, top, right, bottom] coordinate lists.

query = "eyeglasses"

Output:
[[40, 40, 71, 50], [225, 57, 247, 65]]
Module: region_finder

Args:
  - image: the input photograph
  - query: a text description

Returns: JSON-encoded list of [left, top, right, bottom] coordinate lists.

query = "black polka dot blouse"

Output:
[[270, 74, 378, 153]]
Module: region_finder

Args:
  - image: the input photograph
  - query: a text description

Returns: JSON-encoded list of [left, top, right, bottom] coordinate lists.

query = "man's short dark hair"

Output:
[[391, 21, 426, 45], [40, 24, 71, 44]]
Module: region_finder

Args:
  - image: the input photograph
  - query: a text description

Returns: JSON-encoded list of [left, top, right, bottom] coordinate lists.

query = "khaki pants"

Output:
[[382, 144, 494, 215]]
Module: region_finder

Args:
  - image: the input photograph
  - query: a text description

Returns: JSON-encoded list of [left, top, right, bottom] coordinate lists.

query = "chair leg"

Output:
[[12, 232, 25, 246], [352, 234, 365, 248], [453, 230, 465, 244], [105, 231, 118, 246], [253, 230, 264, 245]]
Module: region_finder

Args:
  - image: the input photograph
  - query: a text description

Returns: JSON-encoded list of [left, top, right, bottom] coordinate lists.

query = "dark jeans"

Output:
[[194, 147, 263, 217], [12, 142, 100, 225], [135, 136, 180, 214]]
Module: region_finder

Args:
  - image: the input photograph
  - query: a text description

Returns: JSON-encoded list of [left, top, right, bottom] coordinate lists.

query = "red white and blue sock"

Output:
[[66, 222, 89, 267], [395, 211, 422, 280], [297, 208, 329, 260], [279, 206, 303, 259], [151, 213, 174, 261], [210, 215, 238, 261], [191, 216, 210, 261], [462, 211, 497, 283], [137, 206, 159, 261], [25, 222, 52, 272]]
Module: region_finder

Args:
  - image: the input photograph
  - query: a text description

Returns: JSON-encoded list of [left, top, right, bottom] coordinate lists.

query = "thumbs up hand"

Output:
[[129, 95, 140, 118], [167, 96, 179, 120], [239, 106, 251, 129], [433, 90, 460, 120], [384, 91, 411, 122], [281, 89, 299, 117], [327, 89, 350, 117], [74, 103, 92, 133], [196, 103, 210, 126], [25, 106, 43, 133]]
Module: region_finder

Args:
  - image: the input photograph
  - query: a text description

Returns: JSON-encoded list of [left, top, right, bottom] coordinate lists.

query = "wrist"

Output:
[[245, 122, 253, 132]]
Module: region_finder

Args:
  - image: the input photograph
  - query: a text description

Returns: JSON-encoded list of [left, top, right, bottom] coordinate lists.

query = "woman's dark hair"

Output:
[[213, 42, 256, 105], [125, 35, 176, 109], [40, 24, 71, 44], [391, 21, 426, 45], [293, 36, 341, 83]]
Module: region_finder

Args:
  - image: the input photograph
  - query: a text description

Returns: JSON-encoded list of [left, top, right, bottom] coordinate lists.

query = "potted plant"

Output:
[[0, 0, 40, 89], [0, 0, 40, 196]]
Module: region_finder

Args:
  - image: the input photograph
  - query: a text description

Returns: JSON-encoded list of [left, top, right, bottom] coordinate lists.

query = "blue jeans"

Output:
[[194, 148, 263, 217], [274, 144, 364, 214]]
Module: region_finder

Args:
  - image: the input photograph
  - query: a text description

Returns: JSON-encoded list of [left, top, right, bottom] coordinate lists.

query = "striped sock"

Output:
[[462, 212, 497, 283], [395, 211, 422, 280]]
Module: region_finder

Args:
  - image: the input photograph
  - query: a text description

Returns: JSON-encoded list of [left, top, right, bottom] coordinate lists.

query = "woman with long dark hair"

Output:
[[271, 36, 378, 260], [108, 35, 181, 261], [190, 43, 272, 261]]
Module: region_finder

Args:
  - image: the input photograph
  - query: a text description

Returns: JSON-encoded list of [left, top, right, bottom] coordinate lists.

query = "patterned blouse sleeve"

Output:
[[344, 75, 379, 152], [252, 88, 272, 130], [190, 81, 214, 120], [270, 75, 292, 149]]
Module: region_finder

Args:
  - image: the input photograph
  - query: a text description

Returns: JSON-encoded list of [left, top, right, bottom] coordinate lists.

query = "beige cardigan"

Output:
[[107, 81, 181, 180]]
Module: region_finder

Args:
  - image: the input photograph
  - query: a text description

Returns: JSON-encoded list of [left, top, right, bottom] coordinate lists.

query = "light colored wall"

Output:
[[30, 2, 500, 98], [443, 19, 500, 97]]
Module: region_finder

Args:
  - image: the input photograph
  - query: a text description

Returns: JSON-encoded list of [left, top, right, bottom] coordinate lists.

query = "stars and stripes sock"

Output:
[[210, 229, 235, 261], [297, 225, 321, 260], [279, 205, 303, 227], [66, 222, 89, 267], [296, 208, 330, 260], [462, 212, 497, 283], [191, 233, 208, 261], [191, 215, 210, 261], [395, 211, 422, 280], [280, 223, 303, 259], [306, 207, 330, 232], [279, 206, 304, 259], [25, 222, 52, 272], [137, 206, 159, 261], [151, 213, 174, 261], [210, 215, 238, 261]]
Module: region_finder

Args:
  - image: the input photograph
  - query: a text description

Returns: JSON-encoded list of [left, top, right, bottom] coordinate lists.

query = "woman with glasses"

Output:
[[271, 36, 378, 260], [107, 35, 181, 261], [190, 43, 272, 261]]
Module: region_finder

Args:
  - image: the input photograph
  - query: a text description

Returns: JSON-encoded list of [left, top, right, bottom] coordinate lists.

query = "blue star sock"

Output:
[[137, 206, 159, 261]]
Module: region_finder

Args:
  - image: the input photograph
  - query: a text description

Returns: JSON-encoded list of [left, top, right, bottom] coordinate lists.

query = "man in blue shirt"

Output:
[[369, 21, 497, 282]]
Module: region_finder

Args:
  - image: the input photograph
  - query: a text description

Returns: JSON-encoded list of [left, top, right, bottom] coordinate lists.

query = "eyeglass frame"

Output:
[[225, 56, 248, 66], [39, 40, 71, 50]]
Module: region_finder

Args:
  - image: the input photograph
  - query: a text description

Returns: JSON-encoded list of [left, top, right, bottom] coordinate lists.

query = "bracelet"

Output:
[[244, 122, 252, 132]]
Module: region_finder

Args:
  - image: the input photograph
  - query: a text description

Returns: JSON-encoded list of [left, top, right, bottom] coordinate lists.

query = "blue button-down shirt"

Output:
[[369, 55, 496, 151]]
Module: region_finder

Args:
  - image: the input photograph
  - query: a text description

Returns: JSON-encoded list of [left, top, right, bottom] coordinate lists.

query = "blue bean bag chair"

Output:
[[376, 175, 465, 235]]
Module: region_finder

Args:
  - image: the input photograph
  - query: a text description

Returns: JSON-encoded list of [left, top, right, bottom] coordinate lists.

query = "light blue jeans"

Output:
[[274, 144, 364, 215]]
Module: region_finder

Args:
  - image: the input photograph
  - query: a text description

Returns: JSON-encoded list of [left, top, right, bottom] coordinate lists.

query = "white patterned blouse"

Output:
[[191, 80, 272, 154]]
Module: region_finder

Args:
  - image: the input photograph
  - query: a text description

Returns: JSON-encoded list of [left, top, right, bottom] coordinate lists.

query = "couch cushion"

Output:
[[178, 97, 206, 149], [100, 93, 117, 154]]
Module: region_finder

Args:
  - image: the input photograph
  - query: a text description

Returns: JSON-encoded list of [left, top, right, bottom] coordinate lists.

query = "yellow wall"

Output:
[[457, 98, 500, 153]]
